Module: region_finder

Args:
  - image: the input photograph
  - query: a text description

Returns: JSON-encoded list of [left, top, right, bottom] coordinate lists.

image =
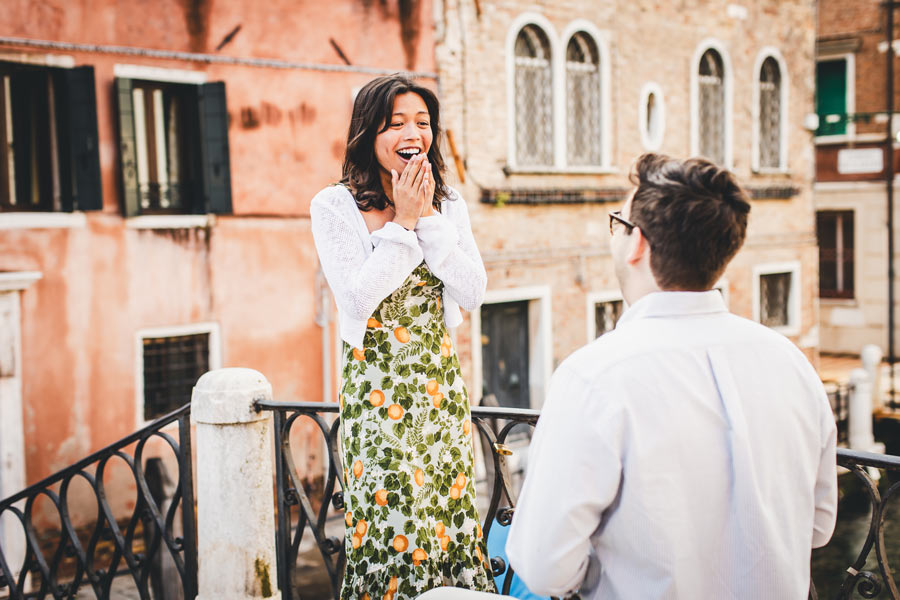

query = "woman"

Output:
[[310, 75, 494, 600]]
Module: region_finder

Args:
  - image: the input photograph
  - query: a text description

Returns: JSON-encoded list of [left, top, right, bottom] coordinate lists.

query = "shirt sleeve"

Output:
[[414, 191, 487, 311], [310, 193, 424, 324], [812, 388, 838, 548], [505, 364, 625, 597]]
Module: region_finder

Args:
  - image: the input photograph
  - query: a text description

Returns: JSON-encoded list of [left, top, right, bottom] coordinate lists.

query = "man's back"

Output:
[[506, 291, 837, 600]]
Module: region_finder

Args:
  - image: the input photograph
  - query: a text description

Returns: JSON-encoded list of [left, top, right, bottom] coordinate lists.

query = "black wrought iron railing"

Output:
[[3, 399, 900, 600], [810, 448, 900, 600], [254, 400, 539, 600], [0, 405, 197, 600], [825, 381, 851, 447]]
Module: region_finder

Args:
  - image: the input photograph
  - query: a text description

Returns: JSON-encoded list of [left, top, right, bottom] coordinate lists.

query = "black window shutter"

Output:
[[115, 77, 140, 217], [64, 66, 102, 211], [197, 81, 232, 214], [9, 71, 36, 208]]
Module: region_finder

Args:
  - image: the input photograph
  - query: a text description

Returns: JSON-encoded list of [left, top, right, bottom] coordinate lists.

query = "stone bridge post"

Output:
[[192, 368, 281, 600]]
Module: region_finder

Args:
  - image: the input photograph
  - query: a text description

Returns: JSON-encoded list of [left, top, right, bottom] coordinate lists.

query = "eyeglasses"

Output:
[[608, 210, 637, 236]]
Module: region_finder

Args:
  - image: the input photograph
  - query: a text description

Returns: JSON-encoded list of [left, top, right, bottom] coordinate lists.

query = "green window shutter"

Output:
[[115, 77, 140, 217], [197, 81, 232, 214], [816, 59, 847, 136], [64, 66, 102, 211]]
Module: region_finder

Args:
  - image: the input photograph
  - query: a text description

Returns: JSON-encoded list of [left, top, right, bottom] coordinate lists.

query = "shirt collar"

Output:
[[617, 290, 728, 326]]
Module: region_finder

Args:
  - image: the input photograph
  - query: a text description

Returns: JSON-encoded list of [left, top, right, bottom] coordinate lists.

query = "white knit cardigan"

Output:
[[310, 184, 487, 350]]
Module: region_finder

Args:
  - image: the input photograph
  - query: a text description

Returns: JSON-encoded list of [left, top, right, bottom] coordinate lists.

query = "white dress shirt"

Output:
[[506, 291, 838, 600], [310, 184, 487, 349]]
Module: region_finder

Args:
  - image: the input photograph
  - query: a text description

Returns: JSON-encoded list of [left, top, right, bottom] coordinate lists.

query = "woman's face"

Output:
[[374, 92, 433, 177]]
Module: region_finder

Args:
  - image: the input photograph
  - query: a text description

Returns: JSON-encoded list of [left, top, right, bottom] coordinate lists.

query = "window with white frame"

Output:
[[472, 288, 552, 411], [137, 323, 220, 422], [514, 25, 554, 167], [565, 32, 602, 166], [698, 49, 726, 165], [586, 291, 625, 341], [115, 76, 233, 217], [594, 299, 623, 337], [758, 57, 782, 169], [754, 263, 801, 334], [0, 61, 101, 213], [817, 210, 854, 299], [639, 83, 665, 151]]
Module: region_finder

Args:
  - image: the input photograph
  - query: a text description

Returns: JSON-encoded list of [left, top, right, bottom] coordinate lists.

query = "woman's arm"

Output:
[[311, 189, 424, 322], [414, 190, 487, 311]]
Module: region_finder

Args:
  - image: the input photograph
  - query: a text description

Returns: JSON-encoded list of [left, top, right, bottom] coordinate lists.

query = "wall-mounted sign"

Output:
[[837, 148, 884, 174]]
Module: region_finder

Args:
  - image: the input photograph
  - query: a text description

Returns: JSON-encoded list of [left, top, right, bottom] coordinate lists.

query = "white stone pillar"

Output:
[[191, 368, 281, 600], [0, 271, 41, 591], [849, 368, 875, 451], [861, 344, 884, 410]]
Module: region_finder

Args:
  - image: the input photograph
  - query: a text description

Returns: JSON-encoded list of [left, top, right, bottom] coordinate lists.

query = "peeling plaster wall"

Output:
[[0, 0, 434, 526]]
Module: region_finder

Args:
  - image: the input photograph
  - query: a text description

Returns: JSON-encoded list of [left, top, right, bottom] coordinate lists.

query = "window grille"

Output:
[[759, 57, 781, 169], [698, 49, 725, 165], [514, 25, 553, 167], [566, 32, 602, 166], [759, 272, 792, 328], [132, 81, 191, 213], [817, 210, 855, 299], [142, 333, 210, 421], [595, 300, 623, 337]]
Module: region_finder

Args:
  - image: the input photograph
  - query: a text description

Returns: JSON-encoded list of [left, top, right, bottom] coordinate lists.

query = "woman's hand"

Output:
[[391, 154, 429, 229], [420, 161, 436, 217]]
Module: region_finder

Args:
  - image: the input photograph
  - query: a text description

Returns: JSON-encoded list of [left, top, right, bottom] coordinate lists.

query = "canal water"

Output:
[[811, 470, 900, 598]]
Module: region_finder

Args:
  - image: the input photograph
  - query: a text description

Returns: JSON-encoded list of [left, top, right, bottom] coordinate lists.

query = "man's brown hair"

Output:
[[628, 153, 751, 290]]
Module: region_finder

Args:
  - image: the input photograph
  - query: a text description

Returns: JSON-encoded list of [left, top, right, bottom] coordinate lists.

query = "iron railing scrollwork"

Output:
[[2, 397, 899, 600], [0, 404, 197, 600], [254, 400, 540, 600], [809, 448, 900, 600]]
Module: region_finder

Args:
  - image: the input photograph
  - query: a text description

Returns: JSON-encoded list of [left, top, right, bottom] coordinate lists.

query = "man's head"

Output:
[[610, 153, 751, 304]]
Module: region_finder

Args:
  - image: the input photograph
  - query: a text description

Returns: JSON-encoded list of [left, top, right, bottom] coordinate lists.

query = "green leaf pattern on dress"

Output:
[[339, 263, 495, 600]]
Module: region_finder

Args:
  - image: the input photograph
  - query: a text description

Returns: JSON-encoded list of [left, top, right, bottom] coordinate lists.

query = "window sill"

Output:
[[815, 133, 883, 145], [770, 324, 801, 337], [0, 271, 42, 292], [820, 297, 858, 307], [126, 214, 216, 229], [752, 167, 791, 176], [0, 212, 87, 230], [502, 165, 618, 176]]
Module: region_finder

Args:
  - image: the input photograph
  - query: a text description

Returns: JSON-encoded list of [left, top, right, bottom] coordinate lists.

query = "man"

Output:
[[505, 154, 838, 599]]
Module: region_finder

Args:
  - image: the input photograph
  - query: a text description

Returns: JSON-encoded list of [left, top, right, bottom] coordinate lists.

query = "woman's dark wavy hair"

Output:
[[340, 74, 450, 211]]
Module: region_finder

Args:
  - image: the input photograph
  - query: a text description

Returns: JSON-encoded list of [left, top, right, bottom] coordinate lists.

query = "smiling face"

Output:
[[374, 92, 433, 178]]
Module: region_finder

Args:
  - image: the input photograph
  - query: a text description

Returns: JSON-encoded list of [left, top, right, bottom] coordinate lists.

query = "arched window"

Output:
[[758, 56, 782, 169], [514, 25, 553, 166], [698, 49, 725, 165], [565, 32, 601, 165]]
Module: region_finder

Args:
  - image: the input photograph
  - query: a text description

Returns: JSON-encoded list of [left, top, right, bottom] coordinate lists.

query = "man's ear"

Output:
[[626, 228, 650, 266]]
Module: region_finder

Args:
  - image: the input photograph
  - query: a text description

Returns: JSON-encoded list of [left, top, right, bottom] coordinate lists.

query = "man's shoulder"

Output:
[[560, 310, 809, 376]]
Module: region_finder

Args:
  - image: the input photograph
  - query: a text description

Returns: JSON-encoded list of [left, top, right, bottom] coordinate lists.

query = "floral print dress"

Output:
[[339, 262, 496, 600]]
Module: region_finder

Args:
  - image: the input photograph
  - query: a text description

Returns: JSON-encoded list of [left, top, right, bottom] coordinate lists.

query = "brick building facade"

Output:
[[815, 0, 900, 354], [435, 0, 820, 413]]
